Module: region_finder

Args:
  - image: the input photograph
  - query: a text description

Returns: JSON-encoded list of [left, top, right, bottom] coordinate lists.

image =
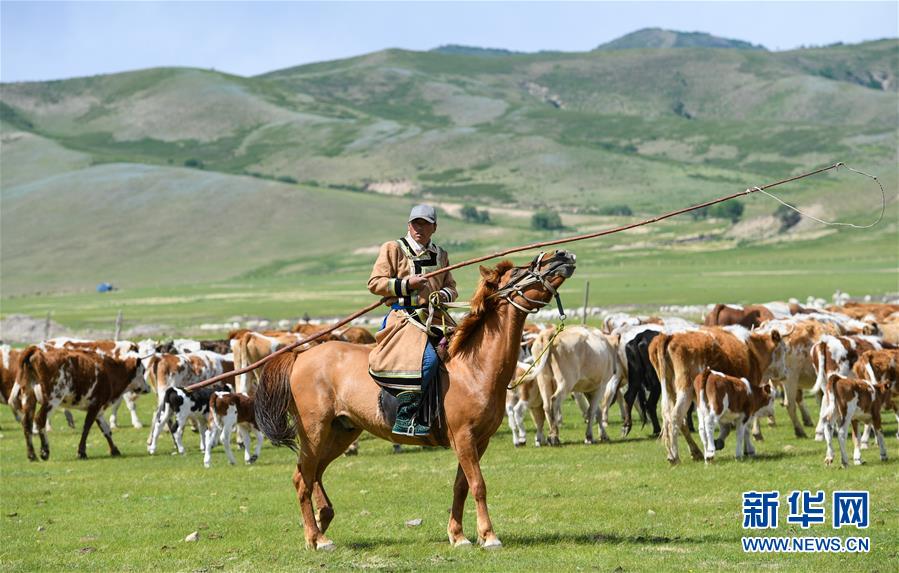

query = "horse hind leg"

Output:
[[313, 427, 360, 534]]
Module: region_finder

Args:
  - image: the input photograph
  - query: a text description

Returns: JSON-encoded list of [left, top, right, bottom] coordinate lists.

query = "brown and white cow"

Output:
[[203, 391, 263, 467], [693, 368, 776, 463], [755, 319, 840, 438], [12, 345, 147, 460], [853, 349, 899, 442], [810, 334, 884, 440], [821, 373, 892, 467], [650, 325, 783, 464], [704, 304, 775, 329], [45, 338, 143, 429], [1, 345, 23, 423]]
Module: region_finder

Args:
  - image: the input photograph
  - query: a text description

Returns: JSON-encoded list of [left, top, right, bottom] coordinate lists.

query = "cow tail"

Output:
[[811, 341, 827, 395], [10, 346, 41, 410], [253, 352, 299, 452]]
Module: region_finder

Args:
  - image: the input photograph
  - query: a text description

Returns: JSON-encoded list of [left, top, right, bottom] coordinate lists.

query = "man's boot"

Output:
[[392, 391, 430, 437]]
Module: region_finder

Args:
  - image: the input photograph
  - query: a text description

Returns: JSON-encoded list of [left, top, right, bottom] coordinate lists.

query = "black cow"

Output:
[[147, 382, 233, 455], [622, 329, 695, 437]]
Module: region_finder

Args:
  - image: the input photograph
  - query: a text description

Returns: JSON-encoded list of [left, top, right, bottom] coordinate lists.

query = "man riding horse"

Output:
[[367, 204, 458, 437]]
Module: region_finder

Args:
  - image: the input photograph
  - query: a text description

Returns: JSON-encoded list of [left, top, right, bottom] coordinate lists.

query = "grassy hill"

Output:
[[1, 30, 896, 329]]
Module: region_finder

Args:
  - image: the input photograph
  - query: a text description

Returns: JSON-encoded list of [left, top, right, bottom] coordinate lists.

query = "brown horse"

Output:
[[255, 251, 576, 550]]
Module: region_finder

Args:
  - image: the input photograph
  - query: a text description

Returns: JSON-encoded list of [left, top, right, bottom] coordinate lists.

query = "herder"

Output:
[[367, 205, 458, 437]]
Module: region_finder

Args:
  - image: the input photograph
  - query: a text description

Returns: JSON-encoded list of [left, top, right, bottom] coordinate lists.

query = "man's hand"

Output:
[[407, 276, 428, 290]]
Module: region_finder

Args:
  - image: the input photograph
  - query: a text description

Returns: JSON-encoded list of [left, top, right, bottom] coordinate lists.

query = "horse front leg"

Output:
[[455, 437, 501, 548]]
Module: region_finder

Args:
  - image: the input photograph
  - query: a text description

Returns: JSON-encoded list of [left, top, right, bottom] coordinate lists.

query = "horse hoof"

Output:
[[479, 537, 502, 550], [315, 540, 336, 551], [451, 537, 472, 548]]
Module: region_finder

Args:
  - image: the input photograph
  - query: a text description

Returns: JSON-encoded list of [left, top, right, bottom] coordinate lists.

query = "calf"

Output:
[[148, 382, 231, 455], [693, 368, 776, 463], [811, 334, 883, 440], [203, 392, 263, 467], [12, 346, 147, 460], [853, 349, 899, 443], [821, 373, 891, 467]]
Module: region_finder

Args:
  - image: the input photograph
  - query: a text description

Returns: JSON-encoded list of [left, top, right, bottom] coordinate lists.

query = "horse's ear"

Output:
[[479, 265, 492, 278]]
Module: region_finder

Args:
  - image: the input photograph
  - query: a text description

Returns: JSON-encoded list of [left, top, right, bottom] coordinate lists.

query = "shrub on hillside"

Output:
[[599, 204, 633, 216], [184, 158, 204, 169], [461, 204, 491, 224], [775, 204, 801, 231], [531, 209, 563, 230]]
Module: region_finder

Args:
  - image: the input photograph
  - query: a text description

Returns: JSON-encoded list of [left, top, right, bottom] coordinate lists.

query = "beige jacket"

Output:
[[367, 237, 458, 386]]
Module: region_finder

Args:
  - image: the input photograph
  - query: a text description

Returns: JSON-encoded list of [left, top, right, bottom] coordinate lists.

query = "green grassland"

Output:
[[0, 395, 896, 572]]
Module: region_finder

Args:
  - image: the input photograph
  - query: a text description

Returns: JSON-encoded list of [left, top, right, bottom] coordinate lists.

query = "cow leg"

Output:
[[94, 413, 121, 457], [109, 396, 123, 429], [859, 424, 871, 449], [172, 414, 188, 455], [530, 404, 546, 447], [147, 403, 171, 455], [203, 423, 217, 468], [584, 391, 601, 444], [33, 401, 52, 461], [78, 404, 102, 459], [599, 376, 620, 442], [873, 422, 888, 462], [695, 398, 714, 462], [646, 379, 661, 437], [781, 376, 808, 438], [823, 418, 836, 466], [850, 420, 864, 466], [674, 389, 702, 462], [836, 409, 853, 468], [63, 409, 76, 429], [548, 392, 564, 447], [797, 391, 814, 427], [574, 392, 590, 422], [122, 392, 142, 428], [744, 418, 757, 457], [251, 428, 263, 463], [751, 416, 763, 442], [21, 394, 39, 461], [734, 418, 746, 461], [512, 399, 528, 447], [621, 377, 639, 438]]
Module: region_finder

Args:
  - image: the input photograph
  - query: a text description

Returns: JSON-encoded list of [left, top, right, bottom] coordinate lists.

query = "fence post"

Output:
[[582, 281, 590, 325], [114, 309, 123, 341]]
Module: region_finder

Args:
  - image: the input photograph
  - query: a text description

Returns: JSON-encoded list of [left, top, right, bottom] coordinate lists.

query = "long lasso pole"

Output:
[[187, 161, 861, 391]]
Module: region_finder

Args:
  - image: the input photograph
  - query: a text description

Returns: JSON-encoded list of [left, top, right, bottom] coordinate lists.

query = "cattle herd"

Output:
[[1, 301, 897, 470]]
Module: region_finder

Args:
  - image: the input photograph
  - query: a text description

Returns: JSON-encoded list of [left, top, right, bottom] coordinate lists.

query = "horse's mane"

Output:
[[449, 260, 516, 357]]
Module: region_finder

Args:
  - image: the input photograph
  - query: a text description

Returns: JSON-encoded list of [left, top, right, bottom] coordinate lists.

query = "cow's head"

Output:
[[123, 353, 150, 394], [755, 381, 777, 419]]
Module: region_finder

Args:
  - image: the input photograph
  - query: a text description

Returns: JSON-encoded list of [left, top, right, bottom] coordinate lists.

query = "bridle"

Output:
[[490, 251, 574, 320]]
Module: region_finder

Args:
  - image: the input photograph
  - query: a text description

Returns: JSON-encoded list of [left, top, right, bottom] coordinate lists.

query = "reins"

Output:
[[186, 161, 880, 391]]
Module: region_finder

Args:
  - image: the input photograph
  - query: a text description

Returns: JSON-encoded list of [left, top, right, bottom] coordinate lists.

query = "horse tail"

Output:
[[254, 352, 299, 452]]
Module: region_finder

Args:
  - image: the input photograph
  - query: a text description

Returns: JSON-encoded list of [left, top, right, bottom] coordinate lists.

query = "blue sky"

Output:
[[1, 1, 896, 82]]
